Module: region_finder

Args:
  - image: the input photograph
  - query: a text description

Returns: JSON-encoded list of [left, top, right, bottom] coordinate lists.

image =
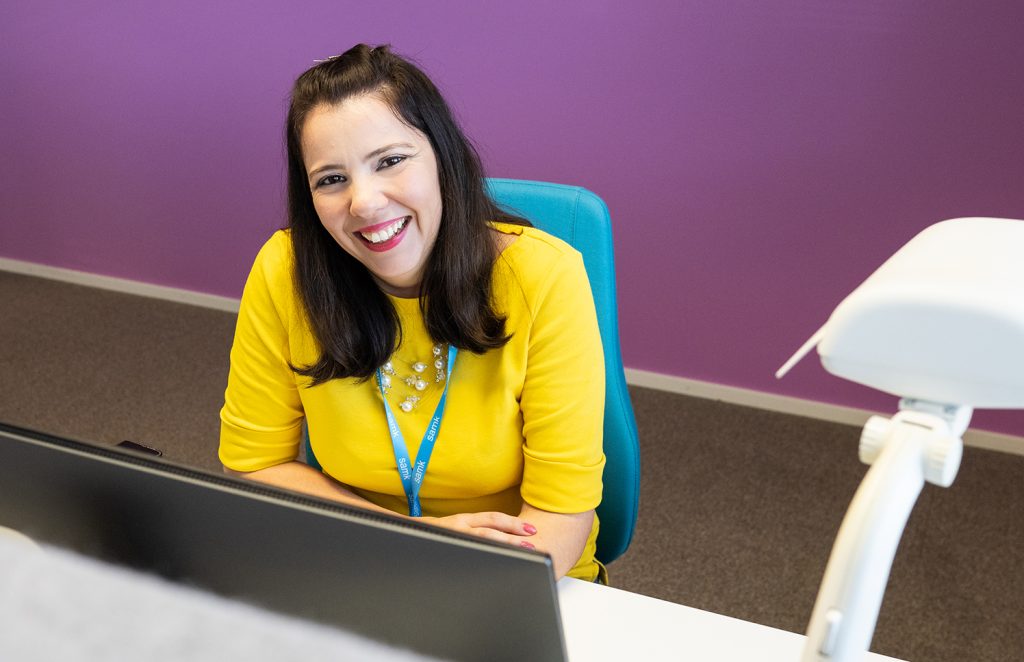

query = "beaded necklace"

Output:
[[376, 343, 450, 412]]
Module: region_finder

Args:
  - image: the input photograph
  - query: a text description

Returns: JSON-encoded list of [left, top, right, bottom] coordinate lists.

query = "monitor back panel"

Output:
[[0, 424, 567, 662]]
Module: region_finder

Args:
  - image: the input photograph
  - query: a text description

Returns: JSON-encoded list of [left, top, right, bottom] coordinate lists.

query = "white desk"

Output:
[[558, 578, 902, 661], [0, 534, 902, 662]]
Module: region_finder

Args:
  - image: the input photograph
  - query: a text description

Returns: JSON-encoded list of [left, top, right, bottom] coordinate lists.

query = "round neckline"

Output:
[[386, 293, 422, 307]]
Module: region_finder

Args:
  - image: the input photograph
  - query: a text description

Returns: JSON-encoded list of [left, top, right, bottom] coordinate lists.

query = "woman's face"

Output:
[[301, 95, 443, 298]]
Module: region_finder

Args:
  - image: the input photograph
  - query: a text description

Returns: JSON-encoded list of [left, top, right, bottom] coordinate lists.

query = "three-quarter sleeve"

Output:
[[517, 248, 606, 513], [219, 232, 305, 471]]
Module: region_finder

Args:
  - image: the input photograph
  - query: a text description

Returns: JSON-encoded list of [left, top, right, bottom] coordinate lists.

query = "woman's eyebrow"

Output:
[[307, 163, 342, 181], [365, 142, 416, 160]]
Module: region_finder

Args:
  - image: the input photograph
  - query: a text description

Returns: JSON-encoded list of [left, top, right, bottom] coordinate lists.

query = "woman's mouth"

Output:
[[357, 217, 409, 252]]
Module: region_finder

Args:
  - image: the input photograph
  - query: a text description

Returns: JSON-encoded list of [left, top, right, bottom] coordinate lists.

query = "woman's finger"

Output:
[[463, 524, 538, 549], [463, 511, 537, 536]]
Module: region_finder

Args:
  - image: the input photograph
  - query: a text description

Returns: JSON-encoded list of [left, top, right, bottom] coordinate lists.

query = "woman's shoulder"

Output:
[[255, 229, 293, 262], [244, 229, 298, 300], [490, 222, 587, 302], [490, 221, 580, 267], [250, 229, 295, 276]]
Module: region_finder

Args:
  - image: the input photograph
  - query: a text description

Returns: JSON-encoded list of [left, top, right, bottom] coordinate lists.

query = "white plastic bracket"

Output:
[[859, 399, 969, 487], [800, 401, 970, 661]]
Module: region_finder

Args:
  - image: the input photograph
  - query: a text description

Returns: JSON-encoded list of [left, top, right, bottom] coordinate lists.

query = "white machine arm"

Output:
[[801, 400, 969, 661], [776, 217, 1024, 661]]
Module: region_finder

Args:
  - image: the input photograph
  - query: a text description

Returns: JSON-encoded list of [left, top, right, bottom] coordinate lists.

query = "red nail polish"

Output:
[[520, 541, 536, 549], [523, 523, 537, 535]]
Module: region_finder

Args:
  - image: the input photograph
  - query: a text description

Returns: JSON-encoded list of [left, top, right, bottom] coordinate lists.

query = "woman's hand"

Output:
[[420, 512, 538, 549], [422, 506, 594, 580]]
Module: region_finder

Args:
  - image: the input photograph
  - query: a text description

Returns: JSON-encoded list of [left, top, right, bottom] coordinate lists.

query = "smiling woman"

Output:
[[218, 44, 607, 582]]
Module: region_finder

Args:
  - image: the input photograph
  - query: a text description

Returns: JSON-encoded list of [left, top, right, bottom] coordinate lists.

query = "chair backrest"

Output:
[[485, 178, 640, 565]]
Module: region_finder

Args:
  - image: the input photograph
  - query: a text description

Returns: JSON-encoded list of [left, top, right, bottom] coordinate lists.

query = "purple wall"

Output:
[[3, 2, 1023, 435]]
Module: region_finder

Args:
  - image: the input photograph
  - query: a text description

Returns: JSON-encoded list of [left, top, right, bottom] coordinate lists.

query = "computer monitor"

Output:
[[0, 422, 567, 662]]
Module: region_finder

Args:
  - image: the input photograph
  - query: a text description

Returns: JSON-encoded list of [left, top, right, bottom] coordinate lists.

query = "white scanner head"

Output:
[[780, 217, 1024, 408]]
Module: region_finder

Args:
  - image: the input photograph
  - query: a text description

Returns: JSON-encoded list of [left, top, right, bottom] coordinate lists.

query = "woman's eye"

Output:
[[316, 174, 345, 187], [379, 155, 406, 170]]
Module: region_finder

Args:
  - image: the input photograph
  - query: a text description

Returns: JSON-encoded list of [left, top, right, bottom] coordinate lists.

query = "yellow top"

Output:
[[219, 222, 606, 579]]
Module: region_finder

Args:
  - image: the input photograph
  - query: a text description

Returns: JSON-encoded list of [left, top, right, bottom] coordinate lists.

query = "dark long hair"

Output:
[[286, 44, 528, 384]]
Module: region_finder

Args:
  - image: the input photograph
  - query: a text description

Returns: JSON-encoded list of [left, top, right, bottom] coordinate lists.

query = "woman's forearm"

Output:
[[517, 503, 594, 579], [223, 461, 396, 515]]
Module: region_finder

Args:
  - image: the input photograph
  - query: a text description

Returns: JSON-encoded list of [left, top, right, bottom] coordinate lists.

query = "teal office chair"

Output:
[[305, 179, 640, 565], [484, 178, 640, 565]]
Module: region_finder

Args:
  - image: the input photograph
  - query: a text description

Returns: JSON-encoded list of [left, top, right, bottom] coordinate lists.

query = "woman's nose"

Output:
[[348, 178, 388, 218]]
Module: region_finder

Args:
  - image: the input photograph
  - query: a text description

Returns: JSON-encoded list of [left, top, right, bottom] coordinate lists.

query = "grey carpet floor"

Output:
[[2, 270, 1022, 661]]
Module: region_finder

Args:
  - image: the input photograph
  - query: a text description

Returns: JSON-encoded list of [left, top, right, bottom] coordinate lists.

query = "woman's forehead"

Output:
[[301, 96, 428, 159]]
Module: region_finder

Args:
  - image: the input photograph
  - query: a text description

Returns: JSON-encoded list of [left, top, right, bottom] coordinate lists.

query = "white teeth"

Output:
[[360, 218, 407, 244]]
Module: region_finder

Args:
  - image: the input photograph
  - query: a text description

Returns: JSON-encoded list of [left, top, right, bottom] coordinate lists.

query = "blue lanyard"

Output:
[[375, 345, 458, 517]]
